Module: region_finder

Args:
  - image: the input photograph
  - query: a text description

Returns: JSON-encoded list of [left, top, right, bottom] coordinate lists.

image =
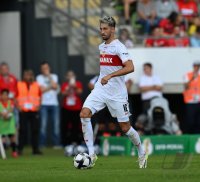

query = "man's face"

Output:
[[23, 72, 33, 82], [41, 64, 50, 76], [100, 23, 114, 41], [0, 65, 9, 76], [193, 65, 200, 72], [144, 65, 152, 76], [66, 71, 75, 81]]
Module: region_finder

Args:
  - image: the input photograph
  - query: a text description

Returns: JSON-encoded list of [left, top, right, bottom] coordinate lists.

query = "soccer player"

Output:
[[80, 16, 148, 168]]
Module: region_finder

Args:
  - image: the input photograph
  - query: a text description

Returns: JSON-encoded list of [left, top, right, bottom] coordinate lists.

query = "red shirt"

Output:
[[177, 0, 198, 18], [61, 81, 83, 111], [145, 38, 169, 47], [167, 37, 189, 47], [0, 74, 17, 99], [159, 19, 186, 35]]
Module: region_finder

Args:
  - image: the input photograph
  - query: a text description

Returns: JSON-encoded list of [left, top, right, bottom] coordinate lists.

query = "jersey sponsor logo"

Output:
[[100, 54, 123, 66], [100, 57, 113, 64]]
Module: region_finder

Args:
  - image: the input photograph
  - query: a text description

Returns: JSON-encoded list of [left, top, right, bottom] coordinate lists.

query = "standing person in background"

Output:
[[0, 89, 18, 158], [36, 62, 60, 148], [139, 63, 163, 114], [183, 61, 200, 134], [17, 70, 42, 155], [0, 62, 18, 127], [61, 71, 83, 146]]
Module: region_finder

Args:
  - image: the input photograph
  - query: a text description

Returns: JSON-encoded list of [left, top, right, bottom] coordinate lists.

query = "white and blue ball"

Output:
[[73, 153, 91, 169]]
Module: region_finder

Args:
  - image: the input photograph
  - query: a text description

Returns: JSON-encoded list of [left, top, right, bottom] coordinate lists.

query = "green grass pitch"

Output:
[[0, 148, 200, 182]]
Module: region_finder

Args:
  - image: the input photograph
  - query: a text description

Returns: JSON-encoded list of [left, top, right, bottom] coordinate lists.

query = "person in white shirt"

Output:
[[139, 62, 163, 113], [36, 62, 60, 148]]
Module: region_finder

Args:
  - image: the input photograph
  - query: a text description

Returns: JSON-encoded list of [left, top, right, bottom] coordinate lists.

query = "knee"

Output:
[[80, 108, 92, 118], [119, 122, 131, 133]]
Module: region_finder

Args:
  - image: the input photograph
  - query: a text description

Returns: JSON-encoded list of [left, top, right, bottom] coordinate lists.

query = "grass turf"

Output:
[[0, 148, 200, 182]]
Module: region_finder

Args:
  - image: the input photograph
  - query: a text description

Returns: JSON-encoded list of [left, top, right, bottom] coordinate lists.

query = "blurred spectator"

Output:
[[183, 61, 200, 134], [61, 71, 83, 146], [159, 12, 186, 35], [188, 16, 200, 35], [0, 62, 17, 100], [123, 0, 137, 24], [139, 63, 163, 114], [0, 89, 18, 158], [145, 26, 169, 47], [17, 70, 42, 155], [36, 62, 60, 148], [190, 26, 200, 47], [119, 28, 134, 48], [168, 26, 189, 46], [177, 0, 198, 19], [137, 0, 159, 34], [156, 0, 178, 19]]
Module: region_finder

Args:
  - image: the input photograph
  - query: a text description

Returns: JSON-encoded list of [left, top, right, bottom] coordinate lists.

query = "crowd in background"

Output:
[[116, 0, 200, 47], [1, 57, 200, 157]]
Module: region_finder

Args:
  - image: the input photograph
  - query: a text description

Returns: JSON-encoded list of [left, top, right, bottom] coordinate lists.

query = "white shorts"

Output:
[[83, 90, 130, 122]]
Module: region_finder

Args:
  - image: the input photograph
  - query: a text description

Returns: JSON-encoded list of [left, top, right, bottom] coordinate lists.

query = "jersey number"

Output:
[[123, 104, 128, 112]]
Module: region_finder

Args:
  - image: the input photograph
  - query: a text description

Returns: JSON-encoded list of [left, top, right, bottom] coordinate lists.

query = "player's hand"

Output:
[[101, 75, 112, 85]]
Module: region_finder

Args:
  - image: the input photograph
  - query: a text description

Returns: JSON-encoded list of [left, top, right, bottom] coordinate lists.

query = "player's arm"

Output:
[[140, 85, 162, 93], [101, 60, 134, 85]]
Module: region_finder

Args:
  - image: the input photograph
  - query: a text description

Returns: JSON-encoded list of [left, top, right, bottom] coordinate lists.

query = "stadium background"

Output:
[[0, 1, 200, 181], [0, 0, 189, 127]]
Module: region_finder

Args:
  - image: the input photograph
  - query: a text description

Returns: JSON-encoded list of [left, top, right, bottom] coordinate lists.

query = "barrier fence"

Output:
[[101, 135, 200, 156]]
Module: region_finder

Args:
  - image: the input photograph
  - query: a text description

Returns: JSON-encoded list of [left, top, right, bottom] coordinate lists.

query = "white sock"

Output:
[[81, 118, 94, 155], [126, 127, 145, 157]]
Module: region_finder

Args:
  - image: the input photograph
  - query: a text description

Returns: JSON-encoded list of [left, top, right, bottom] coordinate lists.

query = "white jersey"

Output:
[[94, 39, 132, 101]]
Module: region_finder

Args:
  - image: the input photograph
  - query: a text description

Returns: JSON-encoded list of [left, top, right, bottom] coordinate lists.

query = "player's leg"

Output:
[[80, 92, 106, 167], [80, 107, 94, 155], [107, 100, 148, 168], [118, 122, 148, 168], [80, 107, 98, 167]]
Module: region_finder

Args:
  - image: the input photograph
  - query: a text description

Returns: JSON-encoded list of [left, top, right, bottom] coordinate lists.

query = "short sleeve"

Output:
[[117, 43, 131, 64]]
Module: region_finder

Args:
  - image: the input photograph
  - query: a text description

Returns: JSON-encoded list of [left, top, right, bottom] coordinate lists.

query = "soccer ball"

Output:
[[73, 153, 91, 169]]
